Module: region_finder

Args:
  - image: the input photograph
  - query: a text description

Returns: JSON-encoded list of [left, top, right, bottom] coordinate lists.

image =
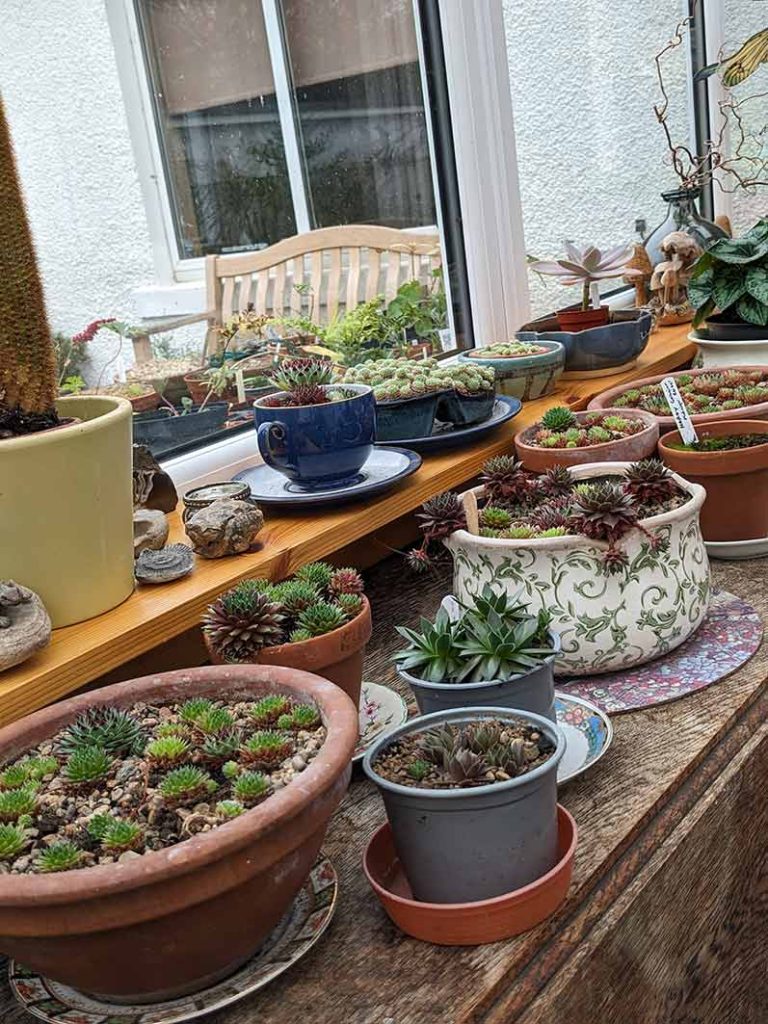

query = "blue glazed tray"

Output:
[[234, 447, 422, 508], [376, 395, 521, 452]]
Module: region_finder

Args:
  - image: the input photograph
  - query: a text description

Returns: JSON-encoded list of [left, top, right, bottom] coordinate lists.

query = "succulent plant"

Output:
[[328, 567, 364, 597], [200, 731, 241, 764], [295, 600, 346, 638], [480, 455, 532, 506], [335, 593, 363, 620], [222, 760, 241, 780], [455, 610, 553, 684], [86, 813, 116, 841], [0, 764, 31, 790], [159, 766, 217, 807], [101, 819, 144, 854], [270, 358, 334, 392], [203, 585, 287, 663], [154, 723, 189, 740], [145, 736, 190, 766], [530, 242, 640, 310], [0, 823, 29, 861], [288, 628, 313, 643], [540, 406, 577, 431], [287, 704, 320, 730], [216, 799, 245, 820], [0, 787, 37, 822], [22, 756, 58, 781], [571, 482, 638, 544], [240, 730, 294, 768], [407, 759, 431, 782], [624, 459, 678, 504], [249, 694, 291, 726], [63, 746, 112, 788], [393, 607, 464, 683], [480, 506, 513, 530], [36, 841, 82, 873], [194, 707, 235, 736], [179, 698, 215, 724], [416, 492, 466, 543], [269, 579, 319, 616], [295, 561, 334, 592], [233, 770, 272, 807], [472, 341, 547, 357], [58, 707, 145, 757]]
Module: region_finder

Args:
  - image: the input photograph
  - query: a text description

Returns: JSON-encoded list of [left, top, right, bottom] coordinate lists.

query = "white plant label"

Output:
[[661, 377, 699, 445], [235, 367, 245, 404]]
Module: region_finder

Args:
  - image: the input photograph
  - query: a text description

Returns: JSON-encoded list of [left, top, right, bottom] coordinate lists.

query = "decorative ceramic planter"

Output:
[[374, 391, 443, 442], [689, 330, 768, 369], [0, 396, 134, 627], [445, 463, 710, 675], [254, 384, 375, 487], [363, 707, 565, 904], [588, 365, 768, 431], [436, 389, 496, 427], [518, 309, 653, 376], [0, 664, 358, 1002], [514, 408, 659, 472], [397, 630, 559, 721], [204, 596, 372, 708], [659, 421, 768, 542], [458, 341, 564, 401]]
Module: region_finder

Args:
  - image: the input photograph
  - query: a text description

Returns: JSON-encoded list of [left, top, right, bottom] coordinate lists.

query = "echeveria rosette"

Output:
[[530, 241, 644, 309]]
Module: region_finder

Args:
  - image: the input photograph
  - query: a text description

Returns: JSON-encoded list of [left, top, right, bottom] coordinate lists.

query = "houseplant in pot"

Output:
[[0, 663, 358, 1001], [254, 358, 375, 487], [0, 96, 134, 627], [458, 339, 565, 401], [659, 420, 768, 542], [411, 457, 709, 675], [392, 584, 558, 720], [514, 406, 659, 471], [202, 563, 372, 705], [363, 707, 565, 905], [589, 365, 768, 430]]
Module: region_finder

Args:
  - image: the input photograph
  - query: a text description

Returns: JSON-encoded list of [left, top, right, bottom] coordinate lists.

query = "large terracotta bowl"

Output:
[[514, 408, 659, 472], [587, 365, 768, 431], [0, 665, 358, 1002]]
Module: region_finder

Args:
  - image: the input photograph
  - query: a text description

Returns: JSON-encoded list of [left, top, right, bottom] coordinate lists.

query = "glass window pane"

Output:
[[136, 0, 296, 256], [504, 0, 693, 316], [281, 0, 437, 229]]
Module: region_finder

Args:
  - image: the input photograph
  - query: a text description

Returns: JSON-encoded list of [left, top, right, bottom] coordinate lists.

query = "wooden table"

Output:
[[0, 326, 696, 727], [0, 553, 764, 1024]]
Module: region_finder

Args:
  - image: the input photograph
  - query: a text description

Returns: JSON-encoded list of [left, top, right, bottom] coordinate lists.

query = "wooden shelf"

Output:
[[0, 325, 696, 726]]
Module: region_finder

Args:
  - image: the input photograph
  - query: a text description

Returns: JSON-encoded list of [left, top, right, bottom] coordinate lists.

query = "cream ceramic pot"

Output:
[[0, 396, 135, 627], [445, 462, 710, 676], [689, 331, 768, 369]]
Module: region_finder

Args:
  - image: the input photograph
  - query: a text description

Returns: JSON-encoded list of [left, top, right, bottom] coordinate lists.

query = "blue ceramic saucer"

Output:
[[234, 447, 422, 508], [376, 396, 521, 453]]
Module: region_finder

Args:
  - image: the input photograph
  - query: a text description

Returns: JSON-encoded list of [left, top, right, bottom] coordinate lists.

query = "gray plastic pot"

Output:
[[397, 631, 559, 721], [363, 707, 565, 903]]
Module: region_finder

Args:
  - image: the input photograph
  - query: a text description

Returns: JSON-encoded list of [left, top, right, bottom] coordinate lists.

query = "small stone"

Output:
[[133, 509, 169, 556], [118, 850, 141, 864], [291, 756, 307, 771], [0, 581, 51, 672], [184, 498, 263, 559]]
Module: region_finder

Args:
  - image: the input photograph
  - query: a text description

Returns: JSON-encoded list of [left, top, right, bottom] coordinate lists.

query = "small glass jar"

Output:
[[643, 188, 727, 267]]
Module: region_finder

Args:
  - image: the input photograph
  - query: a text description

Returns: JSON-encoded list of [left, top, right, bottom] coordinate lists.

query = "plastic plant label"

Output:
[[235, 368, 245, 404], [661, 377, 699, 445]]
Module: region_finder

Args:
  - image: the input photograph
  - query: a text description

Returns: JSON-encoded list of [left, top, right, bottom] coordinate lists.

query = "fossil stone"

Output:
[[184, 497, 264, 558], [0, 581, 52, 672], [135, 544, 195, 584], [133, 508, 169, 556], [132, 444, 178, 513]]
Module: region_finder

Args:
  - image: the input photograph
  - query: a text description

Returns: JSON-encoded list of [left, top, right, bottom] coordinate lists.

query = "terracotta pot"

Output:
[[363, 805, 576, 945], [183, 373, 238, 406], [127, 389, 161, 413], [514, 408, 659, 472], [0, 665, 357, 1002], [658, 420, 768, 542], [556, 305, 609, 332], [588, 365, 768, 431], [204, 596, 372, 707]]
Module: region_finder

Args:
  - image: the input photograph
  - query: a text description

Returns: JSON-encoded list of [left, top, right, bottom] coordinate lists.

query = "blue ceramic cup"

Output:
[[254, 384, 376, 489]]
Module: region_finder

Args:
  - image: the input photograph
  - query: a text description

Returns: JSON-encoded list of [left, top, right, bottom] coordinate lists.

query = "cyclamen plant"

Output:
[[202, 563, 365, 663]]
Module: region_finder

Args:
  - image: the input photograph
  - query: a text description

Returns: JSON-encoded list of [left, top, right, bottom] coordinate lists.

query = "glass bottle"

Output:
[[643, 188, 726, 267]]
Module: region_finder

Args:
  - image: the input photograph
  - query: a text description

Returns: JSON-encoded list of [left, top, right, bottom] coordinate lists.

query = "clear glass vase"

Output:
[[643, 188, 726, 267]]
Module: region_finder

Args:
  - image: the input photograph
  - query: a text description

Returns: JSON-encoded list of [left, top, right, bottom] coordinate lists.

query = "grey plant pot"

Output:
[[363, 707, 565, 903], [397, 631, 560, 721], [518, 309, 653, 374]]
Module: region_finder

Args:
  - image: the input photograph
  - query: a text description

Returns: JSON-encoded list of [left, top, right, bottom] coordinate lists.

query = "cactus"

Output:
[[0, 95, 59, 430]]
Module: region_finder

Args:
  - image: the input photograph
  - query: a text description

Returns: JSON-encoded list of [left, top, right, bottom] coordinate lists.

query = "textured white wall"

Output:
[[0, 0, 157, 377]]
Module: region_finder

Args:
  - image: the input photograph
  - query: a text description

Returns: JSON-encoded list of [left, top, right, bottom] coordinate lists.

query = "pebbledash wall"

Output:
[[0, 0, 763, 377]]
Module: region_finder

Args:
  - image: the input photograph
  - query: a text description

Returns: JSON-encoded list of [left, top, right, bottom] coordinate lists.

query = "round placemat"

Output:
[[559, 590, 762, 714]]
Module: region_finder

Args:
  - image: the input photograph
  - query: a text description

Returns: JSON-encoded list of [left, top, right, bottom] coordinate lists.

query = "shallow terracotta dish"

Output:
[[363, 805, 576, 945], [514, 408, 659, 472]]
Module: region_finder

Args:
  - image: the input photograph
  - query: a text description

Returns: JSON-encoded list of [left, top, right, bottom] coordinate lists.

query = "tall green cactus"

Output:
[[0, 94, 58, 423]]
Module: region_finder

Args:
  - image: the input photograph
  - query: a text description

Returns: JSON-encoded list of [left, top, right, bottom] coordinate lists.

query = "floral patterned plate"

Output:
[[555, 693, 613, 784], [353, 681, 409, 763], [9, 857, 337, 1024]]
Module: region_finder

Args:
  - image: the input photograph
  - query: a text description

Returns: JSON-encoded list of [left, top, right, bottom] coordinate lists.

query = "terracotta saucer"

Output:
[[363, 805, 576, 945]]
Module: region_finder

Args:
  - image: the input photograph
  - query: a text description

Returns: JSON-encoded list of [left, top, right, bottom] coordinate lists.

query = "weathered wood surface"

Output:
[[0, 552, 764, 1023]]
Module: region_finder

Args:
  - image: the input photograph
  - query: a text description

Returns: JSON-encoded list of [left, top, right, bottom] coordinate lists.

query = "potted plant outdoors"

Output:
[[458, 338, 565, 401], [363, 707, 565, 904], [202, 563, 372, 706], [392, 584, 558, 721], [411, 456, 709, 675], [0, 664, 357, 1001], [658, 420, 768, 542], [253, 358, 375, 488], [589, 365, 768, 430], [319, 296, 397, 367], [131, 393, 230, 457], [514, 406, 659, 471], [385, 274, 448, 360], [687, 218, 768, 364], [0, 99, 134, 628]]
